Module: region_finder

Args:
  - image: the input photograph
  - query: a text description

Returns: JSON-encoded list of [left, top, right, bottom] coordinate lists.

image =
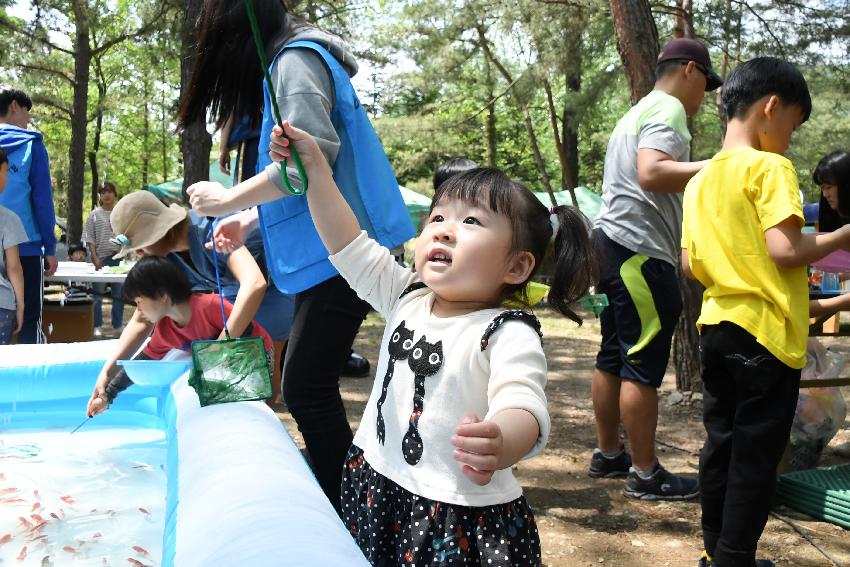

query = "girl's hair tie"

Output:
[[549, 206, 560, 236]]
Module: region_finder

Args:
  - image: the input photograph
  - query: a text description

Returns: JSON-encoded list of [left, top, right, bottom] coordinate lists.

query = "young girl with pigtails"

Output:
[[263, 121, 596, 566]]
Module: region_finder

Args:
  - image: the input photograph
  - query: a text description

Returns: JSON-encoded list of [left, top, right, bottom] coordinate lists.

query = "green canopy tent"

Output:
[[400, 186, 603, 229], [533, 187, 602, 221], [144, 162, 234, 203]]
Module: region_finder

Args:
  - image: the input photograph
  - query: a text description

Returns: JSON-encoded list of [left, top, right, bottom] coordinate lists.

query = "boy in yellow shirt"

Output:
[[682, 57, 850, 567]]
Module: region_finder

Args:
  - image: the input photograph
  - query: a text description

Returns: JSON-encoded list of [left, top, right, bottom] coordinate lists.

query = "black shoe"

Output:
[[624, 462, 699, 501], [697, 553, 775, 567], [342, 352, 370, 378], [588, 448, 632, 478]]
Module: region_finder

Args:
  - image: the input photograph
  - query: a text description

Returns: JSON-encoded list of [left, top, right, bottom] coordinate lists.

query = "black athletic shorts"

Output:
[[593, 229, 682, 388]]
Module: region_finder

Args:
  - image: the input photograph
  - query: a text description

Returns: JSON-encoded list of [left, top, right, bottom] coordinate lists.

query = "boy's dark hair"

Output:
[[99, 181, 117, 194], [0, 146, 6, 167], [430, 168, 597, 324], [68, 243, 86, 257], [721, 57, 811, 122], [123, 256, 192, 304], [815, 150, 850, 228], [0, 87, 32, 116], [433, 158, 479, 191]]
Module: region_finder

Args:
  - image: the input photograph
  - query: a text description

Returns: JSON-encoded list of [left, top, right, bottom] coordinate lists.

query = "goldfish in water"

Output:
[[127, 558, 148, 567], [63, 546, 77, 553], [30, 513, 45, 523], [132, 545, 150, 555], [59, 495, 75, 505], [18, 516, 33, 529], [49, 512, 60, 520], [31, 502, 41, 512], [0, 487, 18, 495], [17, 545, 28, 560], [0, 533, 12, 544], [29, 521, 47, 533], [138, 507, 150, 516]]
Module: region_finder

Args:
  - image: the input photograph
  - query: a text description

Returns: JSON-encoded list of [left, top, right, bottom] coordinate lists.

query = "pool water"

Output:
[[0, 427, 166, 566]]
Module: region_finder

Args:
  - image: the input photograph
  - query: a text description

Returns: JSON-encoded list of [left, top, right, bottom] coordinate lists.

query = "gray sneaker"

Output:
[[588, 448, 632, 478], [624, 463, 699, 501]]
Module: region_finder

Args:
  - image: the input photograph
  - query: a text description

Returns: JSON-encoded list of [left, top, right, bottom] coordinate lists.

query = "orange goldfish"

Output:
[[132, 545, 150, 555], [137, 507, 150, 516], [29, 521, 47, 533], [16, 545, 27, 560], [49, 513, 59, 520], [30, 514, 45, 523], [63, 546, 77, 553], [0, 533, 12, 544], [59, 496, 75, 505], [18, 517, 33, 529], [31, 502, 41, 512], [127, 558, 148, 567]]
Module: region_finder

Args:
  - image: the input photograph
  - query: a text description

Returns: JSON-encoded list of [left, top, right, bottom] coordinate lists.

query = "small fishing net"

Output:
[[187, 224, 272, 407], [189, 336, 271, 406]]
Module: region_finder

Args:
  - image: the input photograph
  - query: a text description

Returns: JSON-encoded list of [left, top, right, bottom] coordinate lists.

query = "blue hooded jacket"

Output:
[[0, 125, 56, 257]]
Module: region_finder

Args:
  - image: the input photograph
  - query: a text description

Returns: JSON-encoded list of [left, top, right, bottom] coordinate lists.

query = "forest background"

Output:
[[0, 0, 848, 390]]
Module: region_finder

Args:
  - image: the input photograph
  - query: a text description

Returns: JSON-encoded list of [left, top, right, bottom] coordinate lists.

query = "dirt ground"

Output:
[[271, 307, 850, 567]]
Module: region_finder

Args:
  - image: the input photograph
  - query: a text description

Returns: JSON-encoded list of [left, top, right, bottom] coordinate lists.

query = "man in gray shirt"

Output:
[[589, 38, 722, 501]]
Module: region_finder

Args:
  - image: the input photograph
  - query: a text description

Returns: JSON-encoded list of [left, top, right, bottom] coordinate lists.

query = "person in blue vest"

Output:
[[178, 0, 415, 513], [0, 87, 57, 344]]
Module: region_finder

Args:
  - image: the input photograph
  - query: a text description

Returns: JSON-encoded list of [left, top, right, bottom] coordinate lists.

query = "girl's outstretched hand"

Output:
[[451, 413, 503, 486], [268, 121, 324, 169]]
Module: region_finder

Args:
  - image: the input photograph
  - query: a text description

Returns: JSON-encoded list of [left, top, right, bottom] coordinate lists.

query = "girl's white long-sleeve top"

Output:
[[330, 231, 550, 506]]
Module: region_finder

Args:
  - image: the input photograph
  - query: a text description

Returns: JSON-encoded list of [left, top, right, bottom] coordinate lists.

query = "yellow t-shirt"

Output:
[[681, 147, 808, 369]]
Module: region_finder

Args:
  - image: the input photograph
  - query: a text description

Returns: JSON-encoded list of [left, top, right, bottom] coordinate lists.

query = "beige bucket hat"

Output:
[[110, 191, 188, 259]]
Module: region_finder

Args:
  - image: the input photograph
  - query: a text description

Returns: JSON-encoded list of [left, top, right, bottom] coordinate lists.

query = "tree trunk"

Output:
[[476, 25, 553, 196], [484, 55, 497, 168], [608, 0, 658, 104], [180, 0, 212, 197], [66, 0, 92, 245]]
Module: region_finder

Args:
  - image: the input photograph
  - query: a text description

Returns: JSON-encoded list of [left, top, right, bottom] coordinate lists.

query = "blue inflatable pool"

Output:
[[0, 341, 368, 566]]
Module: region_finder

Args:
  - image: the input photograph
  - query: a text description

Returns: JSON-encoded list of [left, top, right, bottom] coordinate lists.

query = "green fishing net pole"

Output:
[[245, 0, 308, 195]]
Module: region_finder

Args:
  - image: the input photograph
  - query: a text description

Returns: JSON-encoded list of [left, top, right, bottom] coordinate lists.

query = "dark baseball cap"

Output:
[[657, 38, 723, 92]]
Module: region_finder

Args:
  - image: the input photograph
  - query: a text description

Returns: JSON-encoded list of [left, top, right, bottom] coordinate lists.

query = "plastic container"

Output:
[[118, 359, 190, 387]]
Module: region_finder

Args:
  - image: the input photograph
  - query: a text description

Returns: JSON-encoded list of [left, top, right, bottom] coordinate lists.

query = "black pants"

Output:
[[18, 255, 45, 344], [699, 322, 800, 567], [282, 275, 370, 514]]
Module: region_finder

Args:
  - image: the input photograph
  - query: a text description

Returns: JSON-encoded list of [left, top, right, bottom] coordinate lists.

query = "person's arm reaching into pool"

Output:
[[219, 245, 266, 339], [86, 309, 153, 417]]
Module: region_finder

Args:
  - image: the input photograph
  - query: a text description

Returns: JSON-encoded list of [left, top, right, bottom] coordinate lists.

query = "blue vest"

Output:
[[0, 140, 40, 245], [256, 40, 415, 294]]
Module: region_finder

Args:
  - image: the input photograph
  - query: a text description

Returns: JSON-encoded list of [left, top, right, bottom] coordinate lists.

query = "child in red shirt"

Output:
[[86, 256, 272, 416]]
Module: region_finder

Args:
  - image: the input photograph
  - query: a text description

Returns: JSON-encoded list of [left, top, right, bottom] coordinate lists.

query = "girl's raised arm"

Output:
[[271, 122, 361, 254]]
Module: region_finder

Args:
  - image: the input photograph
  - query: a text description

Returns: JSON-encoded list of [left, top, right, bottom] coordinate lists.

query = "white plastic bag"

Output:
[[788, 338, 848, 470]]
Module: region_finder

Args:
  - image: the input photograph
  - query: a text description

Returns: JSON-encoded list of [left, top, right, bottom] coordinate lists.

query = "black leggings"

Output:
[[282, 275, 370, 513]]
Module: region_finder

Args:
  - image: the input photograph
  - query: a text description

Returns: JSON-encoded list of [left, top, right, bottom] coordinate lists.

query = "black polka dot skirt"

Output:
[[341, 445, 542, 566]]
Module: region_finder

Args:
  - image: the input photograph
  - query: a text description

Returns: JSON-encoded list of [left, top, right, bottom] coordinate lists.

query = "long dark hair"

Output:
[[430, 168, 597, 324], [178, 0, 309, 131], [815, 151, 850, 232]]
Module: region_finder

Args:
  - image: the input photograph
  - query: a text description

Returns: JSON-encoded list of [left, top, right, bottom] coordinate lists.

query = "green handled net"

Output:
[[190, 336, 272, 406], [188, 227, 272, 406]]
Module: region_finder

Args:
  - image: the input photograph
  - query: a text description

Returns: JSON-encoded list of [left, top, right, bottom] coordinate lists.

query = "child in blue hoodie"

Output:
[[0, 87, 57, 344], [0, 147, 27, 344]]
